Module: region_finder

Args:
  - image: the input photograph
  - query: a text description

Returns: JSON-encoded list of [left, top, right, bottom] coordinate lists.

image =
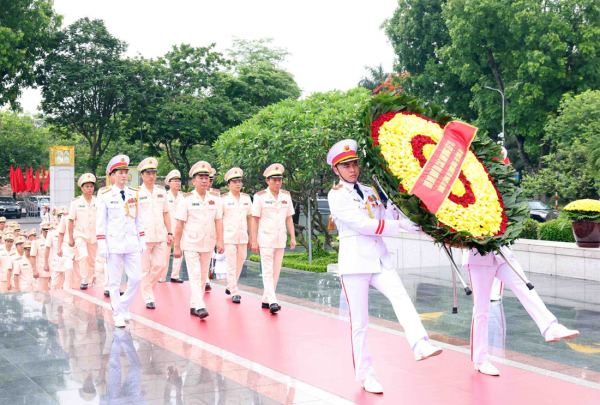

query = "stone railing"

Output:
[[328, 231, 600, 282]]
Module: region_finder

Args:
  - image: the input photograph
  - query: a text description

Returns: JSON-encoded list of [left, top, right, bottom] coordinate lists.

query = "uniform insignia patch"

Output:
[[157, 194, 164, 198], [282, 201, 288, 204], [332, 184, 343, 190], [281, 190, 290, 195], [209, 200, 215, 205], [241, 193, 249, 197], [101, 188, 111, 194], [257, 190, 267, 195], [210, 190, 220, 196], [183, 192, 192, 198]]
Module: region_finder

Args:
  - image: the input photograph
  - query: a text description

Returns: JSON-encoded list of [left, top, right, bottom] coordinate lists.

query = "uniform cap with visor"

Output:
[[327, 139, 359, 167]]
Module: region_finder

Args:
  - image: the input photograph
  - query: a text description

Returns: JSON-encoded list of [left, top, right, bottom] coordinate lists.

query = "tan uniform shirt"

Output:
[[31, 235, 50, 277], [220, 192, 252, 244], [13, 254, 33, 291], [68, 195, 98, 243], [0, 249, 13, 282], [252, 189, 295, 249], [166, 189, 182, 231], [139, 184, 169, 243], [57, 216, 75, 260], [175, 189, 222, 253]]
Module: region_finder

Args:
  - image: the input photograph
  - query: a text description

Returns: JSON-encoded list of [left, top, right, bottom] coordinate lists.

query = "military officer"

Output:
[[163, 169, 184, 283], [31, 222, 51, 291], [205, 167, 219, 292], [27, 229, 36, 241], [0, 217, 6, 237], [220, 168, 252, 304], [137, 158, 173, 309], [56, 206, 78, 289], [0, 233, 15, 292], [68, 173, 98, 290], [13, 224, 21, 238], [98, 168, 115, 297], [251, 163, 296, 314], [42, 205, 51, 223], [173, 161, 224, 319], [96, 154, 145, 328], [23, 241, 37, 290], [12, 237, 34, 292], [45, 219, 67, 290], [464, 247, 579, 376], [327, 139, 442, 394]]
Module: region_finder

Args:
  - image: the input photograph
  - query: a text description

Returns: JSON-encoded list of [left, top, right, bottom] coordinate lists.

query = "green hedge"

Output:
[[249, 251, 338, 273], [539, 219, 575, 243], [520, 218, 540, 240]]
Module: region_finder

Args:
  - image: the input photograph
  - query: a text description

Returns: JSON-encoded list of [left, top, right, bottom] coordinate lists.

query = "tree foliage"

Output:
[[384, 0, 600, 173], [0, 111, 51, 176], [0, 0, 61, 109], [37, 18, 142, 175], [213, 88, 371, 250]]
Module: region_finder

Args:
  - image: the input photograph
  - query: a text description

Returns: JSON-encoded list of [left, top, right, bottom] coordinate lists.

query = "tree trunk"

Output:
[[514, 134, 535, 174]]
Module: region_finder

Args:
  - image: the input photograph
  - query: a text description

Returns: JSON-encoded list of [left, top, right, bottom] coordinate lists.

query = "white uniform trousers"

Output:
[[74, 238, 97, 285], [183, 251, 212, 310], [341, 269, 428, 381], [260, 247, 284, 305], [491, 278, 504, 299], [163, 245, 182, 281], [107, 252, 141, 318], [225, 244, 247, 296], [468, 261, 557, 364], [140, 241, 167, 303]]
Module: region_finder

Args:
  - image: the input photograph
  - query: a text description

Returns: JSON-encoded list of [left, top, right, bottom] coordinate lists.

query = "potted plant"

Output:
[[563, 199, 600, 247]]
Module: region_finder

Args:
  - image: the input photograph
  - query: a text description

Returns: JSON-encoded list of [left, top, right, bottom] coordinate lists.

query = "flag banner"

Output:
[[409, 121, 478, 214]]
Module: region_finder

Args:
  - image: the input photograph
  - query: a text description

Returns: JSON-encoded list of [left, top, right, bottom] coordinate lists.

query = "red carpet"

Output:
[[83, 284, 599, 404]]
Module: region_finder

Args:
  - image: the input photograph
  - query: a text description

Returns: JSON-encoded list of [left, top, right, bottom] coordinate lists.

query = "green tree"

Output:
[[0, 0, 61, 109], [384, 0, 600, 174], [0, 111, 51, 176], [36, 18, 143, 175], [213, 88, 371, 250], [227, 38, 290, 67], [358, 64, 390, 93]]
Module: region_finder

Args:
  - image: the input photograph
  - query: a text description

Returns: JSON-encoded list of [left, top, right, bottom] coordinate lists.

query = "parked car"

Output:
[[528, 201, 560, 223], [0, 197, 22, 219], [25, 195, 50, 217]]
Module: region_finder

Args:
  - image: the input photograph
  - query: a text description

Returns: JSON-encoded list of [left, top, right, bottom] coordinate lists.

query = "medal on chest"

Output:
[[125, 192, 139, 218]]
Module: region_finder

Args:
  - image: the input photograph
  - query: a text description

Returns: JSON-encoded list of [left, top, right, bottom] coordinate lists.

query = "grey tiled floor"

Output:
[[0, 293, 281, 405]]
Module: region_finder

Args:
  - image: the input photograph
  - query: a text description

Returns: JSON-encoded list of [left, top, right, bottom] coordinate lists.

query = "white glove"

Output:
[[98, 240, 108, 258], [400, 217, 421, 234], [139, 236, 147, 254], [386, 200, 401, 219]]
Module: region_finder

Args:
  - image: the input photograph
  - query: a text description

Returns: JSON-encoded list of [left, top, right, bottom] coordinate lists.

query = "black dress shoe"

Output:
[[146, 302, 155, 309], [104, 290, 110, 297], [269, 303, 280, 314], [190, 308, 199, 316], [225, 288, 231, 295], [197, 308, 209, 319], [171, 278, 184, 283], [120, 291, 124, 296], [205, 283, 212, 292], [80, 284, 88, 290], [232, 295, 241, 304], [261, 303, 270, 309]]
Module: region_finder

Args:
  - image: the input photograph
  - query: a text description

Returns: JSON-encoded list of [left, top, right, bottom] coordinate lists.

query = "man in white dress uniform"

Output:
[[96, 155, 145, 328], [327, 139, 442, 394], [464, 247, 579, 376]]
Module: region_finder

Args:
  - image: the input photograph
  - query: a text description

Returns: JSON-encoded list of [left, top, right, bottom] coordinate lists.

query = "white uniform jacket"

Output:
[[96, 185, 145, 254], [462, 246, 515, 267], [328, 181, 400, 275]]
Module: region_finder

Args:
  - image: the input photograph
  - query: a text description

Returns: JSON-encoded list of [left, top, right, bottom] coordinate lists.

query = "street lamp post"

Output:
[[483, 82, 522, 146]]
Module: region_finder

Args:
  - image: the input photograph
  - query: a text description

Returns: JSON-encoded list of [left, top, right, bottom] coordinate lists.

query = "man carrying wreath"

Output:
[[327, 139, 442, 394]]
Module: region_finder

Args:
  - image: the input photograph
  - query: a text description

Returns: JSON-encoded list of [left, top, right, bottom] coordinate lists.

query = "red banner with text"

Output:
[[409, 121, 478, 214]]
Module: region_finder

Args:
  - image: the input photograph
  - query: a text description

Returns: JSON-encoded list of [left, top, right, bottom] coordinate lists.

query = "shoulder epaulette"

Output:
[[210, 190, 220, 197], [241, 192, 249, 197], [257, 190, 267, 196], [281, 190, 290, 195], [332, 184, 343, 190], [183, 192, 193, 198], [128, 186, 139, 191], [156, 185, 165, 190], [100, 188, 111, 194], [221, 192, 229, 197]]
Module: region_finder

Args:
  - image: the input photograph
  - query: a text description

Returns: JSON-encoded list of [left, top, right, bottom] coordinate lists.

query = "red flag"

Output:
[[14, 167, 20, 193], [29, 166, 34, 192], [43, 169, 50, 192], [34, 167, 40, 193], [25, 167, 30, 192], [19, 167, 25, 193]]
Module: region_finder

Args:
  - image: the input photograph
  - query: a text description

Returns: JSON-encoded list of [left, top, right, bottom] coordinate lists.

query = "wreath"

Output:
[[359, 93, 528, 254]]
